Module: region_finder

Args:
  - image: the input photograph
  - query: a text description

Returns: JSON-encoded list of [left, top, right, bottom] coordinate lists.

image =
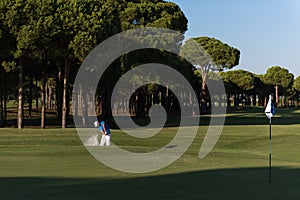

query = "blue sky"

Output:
[[168, 0, 300, 77]]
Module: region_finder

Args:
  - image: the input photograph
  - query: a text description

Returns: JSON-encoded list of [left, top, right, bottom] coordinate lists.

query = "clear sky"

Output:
[[168, 0, 300, 77]]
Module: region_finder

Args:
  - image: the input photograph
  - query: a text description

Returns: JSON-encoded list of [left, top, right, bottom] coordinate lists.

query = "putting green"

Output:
[[0, 109, 300, 199]]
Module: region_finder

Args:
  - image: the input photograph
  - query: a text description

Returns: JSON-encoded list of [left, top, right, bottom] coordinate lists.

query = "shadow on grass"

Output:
[[1, 167, 300, 200], [225, 107, 300, 125], [3, 107, 300, 128], [199, 107, 300, 126], [110, 107, 300, 127]]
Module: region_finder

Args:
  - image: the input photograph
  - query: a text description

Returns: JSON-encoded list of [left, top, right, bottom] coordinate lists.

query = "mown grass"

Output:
[[0, 108, 300, 199]]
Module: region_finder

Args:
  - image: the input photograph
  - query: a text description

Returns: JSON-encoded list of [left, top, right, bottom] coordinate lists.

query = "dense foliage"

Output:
[[0, 1, 299, 128]]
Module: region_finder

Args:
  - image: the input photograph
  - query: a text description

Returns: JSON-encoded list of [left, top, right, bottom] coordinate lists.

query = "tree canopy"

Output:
[[180, 37, 240, 70], [263, 66, 294, 88], [221, 70, 256, 91], [180, 36, 240, 112], [0, 0, 299, 128], [0, 0, 191, 128], [294, 76, 300, 91], [263, 66, 294, 105]]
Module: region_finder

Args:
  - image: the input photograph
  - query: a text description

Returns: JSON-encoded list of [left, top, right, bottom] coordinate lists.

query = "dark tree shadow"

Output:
[[1, 167, 300, 200]]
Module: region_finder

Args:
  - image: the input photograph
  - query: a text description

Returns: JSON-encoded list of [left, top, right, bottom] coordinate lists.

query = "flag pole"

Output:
[[269, 117, 272, 183], [265, 94, 274, 183]]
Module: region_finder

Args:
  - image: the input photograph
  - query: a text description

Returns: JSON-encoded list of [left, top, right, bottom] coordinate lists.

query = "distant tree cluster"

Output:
[[221, 66, 298, 108]]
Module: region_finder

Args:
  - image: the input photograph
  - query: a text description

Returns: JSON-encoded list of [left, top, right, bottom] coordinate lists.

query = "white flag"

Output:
[[265, 95, 275, 119]]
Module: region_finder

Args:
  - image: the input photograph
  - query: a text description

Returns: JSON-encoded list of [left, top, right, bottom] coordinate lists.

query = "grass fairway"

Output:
[[0, 108, 300, 200]]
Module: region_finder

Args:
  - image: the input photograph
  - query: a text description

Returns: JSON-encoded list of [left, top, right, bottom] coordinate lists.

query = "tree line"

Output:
[[0, 0, 299, 128], [221, 66, 299, 108], [0, 0, 188, 128]]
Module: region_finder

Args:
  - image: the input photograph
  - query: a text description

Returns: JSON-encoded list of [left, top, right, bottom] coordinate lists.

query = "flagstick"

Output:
[[265, 95, 274, 183], [269, 117, 272, 183]]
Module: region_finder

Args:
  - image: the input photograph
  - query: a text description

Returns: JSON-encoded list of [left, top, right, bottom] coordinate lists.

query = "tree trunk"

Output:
[[165, 85, 170, 113], [35, 77, 39, 112], [281, 95, 285, 107], [264, 96, 267, 107], [201, 65, 208, 113], [49, 84, 53, 110], [28, 75, 33, 118], [234, 93, 239, 107], [41, 67, 46, 129], [45, 81, 49, 110], [17, 65, 24, 129], [4, 91, 7, 126], [95, 93, 101, 115], [101, 85, 113, 122], [62, 58, 70, 128], [275, 84, 279, 107], [56, 66, 63, 122], [73, 86, 78, 117], [0, 94, 3, 128], [41, 52, 47, 129], [82, 83, 88, 127], [226, 93, 231, 108], [136, 87, 146, 118], [252, 95, 256, 106]]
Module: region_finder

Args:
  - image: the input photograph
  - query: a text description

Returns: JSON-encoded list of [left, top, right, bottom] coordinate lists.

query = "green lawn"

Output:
[[0, 108, 300, 199]]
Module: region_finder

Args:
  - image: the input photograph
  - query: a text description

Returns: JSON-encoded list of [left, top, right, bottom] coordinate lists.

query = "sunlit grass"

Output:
[[0, 108, 300, 199]]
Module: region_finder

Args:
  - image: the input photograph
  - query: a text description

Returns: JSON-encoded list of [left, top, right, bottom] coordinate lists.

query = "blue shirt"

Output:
[[97, 121, 111, 135]]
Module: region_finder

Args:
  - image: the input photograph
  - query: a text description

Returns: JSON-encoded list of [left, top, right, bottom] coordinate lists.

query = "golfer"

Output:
[[98, 120, 111, 146]]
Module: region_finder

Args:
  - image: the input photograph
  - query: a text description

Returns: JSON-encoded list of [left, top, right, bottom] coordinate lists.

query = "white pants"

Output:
[[100, 135, 111, 146]]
